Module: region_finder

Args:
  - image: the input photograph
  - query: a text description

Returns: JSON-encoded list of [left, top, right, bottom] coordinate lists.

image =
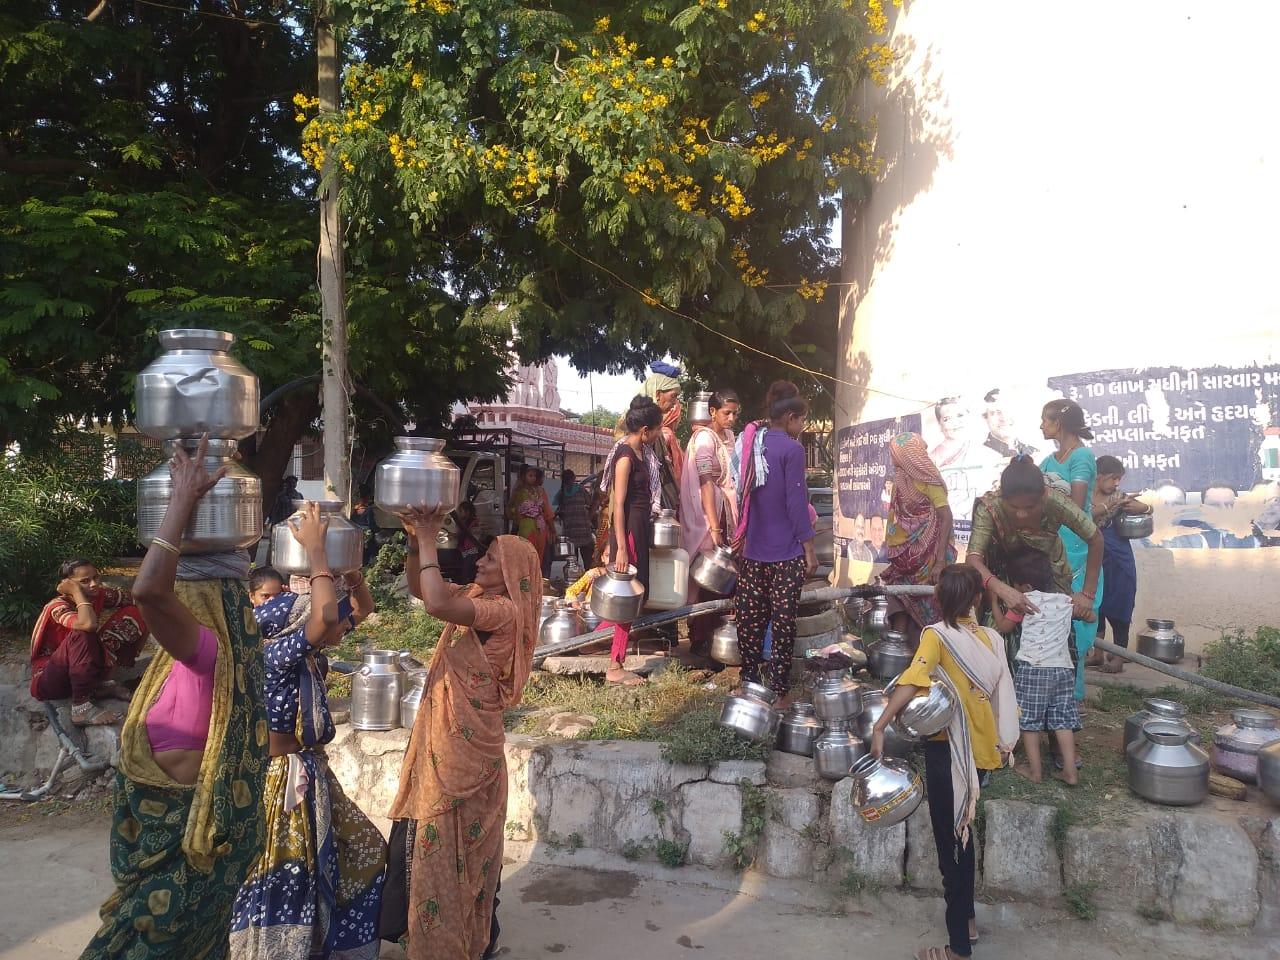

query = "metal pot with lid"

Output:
[[718, 682, 780, 743], [400, 670, 428, 730], [1136, 619, 1184, 664], [351, 649, 406, 731], [651, 509, 682, 549], [1211, 709, 1280, 784], [137, 438, 263, 554], [710, 620, 742, 666], [1121, 698, 1192, 757], [867, 631, 914, 680], [135, 328, 260, 440], [589, 565, 646, 623], [374, 437, 461, 527], [814, 718, 868, 780], [849, 754, 924, 827], [271, 500, 364, 575], [691, 545, 739, 595], [776, 702, 824, 757], [1127, 720, 1210, 806]]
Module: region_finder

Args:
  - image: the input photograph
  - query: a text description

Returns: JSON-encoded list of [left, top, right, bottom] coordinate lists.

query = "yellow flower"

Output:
[[661, 56, 675, 69], [411, 73, 425, 89], [595, 16, 610, 32]]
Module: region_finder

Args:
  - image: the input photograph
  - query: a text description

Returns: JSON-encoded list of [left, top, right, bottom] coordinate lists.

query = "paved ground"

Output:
[[3, 811, 1272, 960]]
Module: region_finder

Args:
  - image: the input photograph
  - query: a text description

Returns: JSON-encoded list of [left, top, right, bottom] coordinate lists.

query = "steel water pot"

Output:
[[814, 718, 868, 780], [1127, 720, 1210, 806], [810, 668, 863, 721], [1259, 741, 1280, 807], [855, 688, 913, 759], [651, 509, 682, 549], [1211, 709, 1280, 784], [351, 649, 406, 731], [540, 600, 585, 647], [886, 676, 956, 740], [689, 390, 713, 424], [137, 439, 262, 553], [866, 631, 914, 680], [374, 437, 461, 526], [690, 546, 739, 595], [1121, 698, 1192, 757], [718, 682, 780, 743], [538, 595, 559, 631], [271, 500, 363, 575], [589, 565, 646, 622], [849, 754, 924, 827], [1136, 619, 1184, 664], [135, 328, 260, 441], [710, 620, 742, 666], [400, 670, 428, 731], [554, 536, 575, 560], [862, 595, 890, 637], [1114, 511, 1154, 540], [776, 702, 824, 757]]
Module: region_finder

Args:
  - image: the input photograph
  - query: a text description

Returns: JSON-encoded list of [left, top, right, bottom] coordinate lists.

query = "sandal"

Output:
[[914, 948, 953, 960], [72, 701, 124, 726]]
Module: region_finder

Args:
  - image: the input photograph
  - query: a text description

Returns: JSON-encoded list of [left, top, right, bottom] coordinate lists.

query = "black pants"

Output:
[[1097, 616, 1130, 649], [735, 555, 806, 695], [924, 740, 975, 958]]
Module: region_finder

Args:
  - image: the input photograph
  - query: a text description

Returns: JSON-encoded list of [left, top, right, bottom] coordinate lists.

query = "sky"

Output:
[[554, 360, 651, 415]]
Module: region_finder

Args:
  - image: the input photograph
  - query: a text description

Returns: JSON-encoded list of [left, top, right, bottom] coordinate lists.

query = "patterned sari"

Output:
[[29, 587, 147, 695], [880, 433, 956, 627], [387, 536, 541, 960], [80, 579, 268, 960]]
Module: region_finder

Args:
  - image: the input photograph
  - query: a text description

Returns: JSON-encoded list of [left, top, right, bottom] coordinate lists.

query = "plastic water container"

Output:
[[645, 547, 690, 610]]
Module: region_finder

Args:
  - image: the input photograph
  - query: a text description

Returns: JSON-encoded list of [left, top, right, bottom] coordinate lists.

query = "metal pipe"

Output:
[[1092, 639, 1280, 709]]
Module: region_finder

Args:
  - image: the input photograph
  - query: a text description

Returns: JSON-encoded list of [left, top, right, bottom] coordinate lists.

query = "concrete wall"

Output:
[[834, 1, 1280, 646]]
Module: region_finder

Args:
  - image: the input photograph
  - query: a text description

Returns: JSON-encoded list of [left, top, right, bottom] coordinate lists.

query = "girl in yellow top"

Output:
[[871, 564, 1019, 960]]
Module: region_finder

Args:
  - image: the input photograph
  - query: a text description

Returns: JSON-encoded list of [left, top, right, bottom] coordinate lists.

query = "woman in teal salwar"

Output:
[[81, 437, 268, 960]]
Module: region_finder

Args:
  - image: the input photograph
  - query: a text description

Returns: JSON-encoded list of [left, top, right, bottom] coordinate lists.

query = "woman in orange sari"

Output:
[[385, 506, 540, 960]]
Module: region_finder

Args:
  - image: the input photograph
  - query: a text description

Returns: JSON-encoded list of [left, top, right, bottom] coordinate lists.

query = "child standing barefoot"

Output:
[[1091, 456, 1150, 673], [989, 548, 1081, 785]]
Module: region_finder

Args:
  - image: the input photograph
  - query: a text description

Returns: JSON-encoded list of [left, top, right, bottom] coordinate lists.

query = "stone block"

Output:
[[541, 655, 669, 676], [980, 800, 1061, 899], [1160, 814, 1259, 927], [828, 776, 905, 885], [760, 821, 813, 880], [357, 728, 410, 756], [710, 759, 767, 786], [1062, 822, 1156, 906], [679, 779, 743, 869], [545, 712, 598, 739], [766, 749, 819, 789], [904, 800, 943, 892], [769, 786, 821, 834]]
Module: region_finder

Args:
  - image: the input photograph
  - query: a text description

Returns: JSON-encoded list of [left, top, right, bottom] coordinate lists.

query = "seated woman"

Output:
[[230, 503, 384, 960], [81, 436, 267, 959], [29, 559, 147, 725], [383, 505, 541, 960]]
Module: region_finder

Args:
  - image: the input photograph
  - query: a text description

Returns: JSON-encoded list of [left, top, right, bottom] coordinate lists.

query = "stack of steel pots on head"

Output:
[[134, 329, 263, 552]]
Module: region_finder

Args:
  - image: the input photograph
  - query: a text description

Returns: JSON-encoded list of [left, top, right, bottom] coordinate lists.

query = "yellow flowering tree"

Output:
[[312, 0, 893, 397]]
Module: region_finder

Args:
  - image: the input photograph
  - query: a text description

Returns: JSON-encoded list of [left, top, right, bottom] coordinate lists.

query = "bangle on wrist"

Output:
[[150, 536, 182, 557], [419, 563, 440, 573], [310, 572, 334, 582], [982, 574, 995, 590], [77, 601, 94, 608]]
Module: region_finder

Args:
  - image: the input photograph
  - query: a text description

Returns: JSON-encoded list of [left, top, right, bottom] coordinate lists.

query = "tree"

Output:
[[313, 0, 890, 405], [576, 406, 622, 429]]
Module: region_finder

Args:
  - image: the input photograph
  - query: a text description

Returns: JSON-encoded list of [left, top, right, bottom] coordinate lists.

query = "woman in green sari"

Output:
[[80, 436, 268, 960]]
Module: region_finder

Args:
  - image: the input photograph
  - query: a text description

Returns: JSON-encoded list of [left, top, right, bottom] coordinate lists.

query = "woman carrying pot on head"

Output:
[[229, 503, 384, 960], [1038, 399, 1105, 696], [680, 389, 740, 661], [81, 436, 268, 960], [596, 396, 664, 686], [642, 362, 684, 512], [870, 564, 1019, 960], [731, 381, 816, 706], [384, 507, 542, 960], [879, 433, 955, 644]]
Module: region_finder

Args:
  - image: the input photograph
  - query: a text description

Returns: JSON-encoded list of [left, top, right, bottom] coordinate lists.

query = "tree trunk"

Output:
[[245, 387, 320, 515]]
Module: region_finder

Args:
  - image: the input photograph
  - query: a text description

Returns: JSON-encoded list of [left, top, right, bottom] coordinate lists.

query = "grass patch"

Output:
[[839, 869, 884, 897], [1063, 882, 1098, 921], [1201, 627, 1280, 698], [979, 753, 1135, 830], [655, 838, 689, 868], [658, 705, 770, 765], [722, 779, 770, 871], [1089, 682, 1234, 718]]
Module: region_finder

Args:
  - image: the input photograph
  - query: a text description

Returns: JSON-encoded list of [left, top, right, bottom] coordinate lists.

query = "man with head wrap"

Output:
[[643, 362, 684, 512]]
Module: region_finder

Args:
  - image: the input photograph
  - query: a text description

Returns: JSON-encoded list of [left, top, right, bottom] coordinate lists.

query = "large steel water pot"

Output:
[[135, 328, 260, 440], [400, 669, 428, 731], [589, 565, 646, 622], [690, 546, 739, 595], [540, 600, 585, 646], [814, 718, 868, 780], [538, 595, 559, 631], [651, 509, 682, 549], [137, 439, 262, 553], [374, 437, 461, 525], [271, 500, 363, 575], [855, 688, 913, 759], [553, 536, 575, 560], [1121, 698, 1192, 757], [710, 620, 743, 666], [862, 595, 891, 637], [776, 702, 824, 757], [810, 668, 864, 722], [1211, 709, 1280, 784], [1114, 512, 1154, 540], [689, 390, 713, 424], [849, 754, 924, 827], [1259, 741, 1280, 807], [1127, 720, 1210, 806], [718, 682, 780, 743], [866, 631, 914, 680], [351, 649, 406, 731], [887, 676, 956, 740], [1136, 618, 1185, 664]]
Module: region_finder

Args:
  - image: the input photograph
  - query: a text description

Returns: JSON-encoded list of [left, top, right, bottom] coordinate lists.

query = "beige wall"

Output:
[[836, 1, 1280, 644]]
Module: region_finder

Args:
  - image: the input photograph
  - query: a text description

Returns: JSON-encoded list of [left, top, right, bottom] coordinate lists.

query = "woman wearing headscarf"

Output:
[[642, 362, 684, 511], [384, 507, 542, 960], [506, 465, 555, 566], [81, 436, 268, 960], [679, 389, 740, 660], [880, 433, 955, 642]]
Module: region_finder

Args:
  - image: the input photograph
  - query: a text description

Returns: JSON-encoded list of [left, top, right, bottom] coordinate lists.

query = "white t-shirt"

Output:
[[1014, 591, 1075, 668]]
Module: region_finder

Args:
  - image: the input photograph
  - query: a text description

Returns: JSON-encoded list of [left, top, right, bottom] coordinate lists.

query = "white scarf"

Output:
[[928, 620, 1020, 845]]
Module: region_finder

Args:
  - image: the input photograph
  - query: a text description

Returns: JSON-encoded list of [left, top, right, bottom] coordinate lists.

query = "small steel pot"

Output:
[[855, 688, 913, 759], [1211, 709, 1280, 784], [810, 668, 864, 721], [1135, 618, 1184, 664], [1127, 720, 1210, 806], [1114, 511, 1154, 540], [400, 670, 428, 730], [1121, 698, 1192, 757], [691, 546, 739, 594], [718, 682, 780, 743], [710, 620, 743, 666], [849, 754, 924, 827], [862, 595, 890, 637], [866, 631, 913, 680], [651, 509, 682, 549], [271, 500, 363, 575], [553, 536, 575, 560], [589, 565, 647, 622], [814, 718, 868, 780], [885, 677, 956, 740]]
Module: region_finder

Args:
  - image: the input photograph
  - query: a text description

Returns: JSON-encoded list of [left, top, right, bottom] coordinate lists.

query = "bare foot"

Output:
[[605, 667, 645, 687], [1101, 657, 1125, 674], [969, 919, 978, 942], [1053, 771, 1079, 787], [1014, 762, 1043, 783]]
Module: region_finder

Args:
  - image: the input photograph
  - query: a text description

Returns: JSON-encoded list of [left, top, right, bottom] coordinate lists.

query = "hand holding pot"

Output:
[[289, 501, 329, 553], [169, 434, 227, 505], [398, 503, 447, 545], [869, 726, 886, 760]]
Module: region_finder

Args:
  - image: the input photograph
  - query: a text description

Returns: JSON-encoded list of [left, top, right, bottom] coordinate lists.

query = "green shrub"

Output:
[[654, 838, 689, 868], [331, 606, 444, 665], [1064, 882, 1098, 921], [365, 535, 410, 611], [0, 462, 138, 627], [1202, 627, 1280, 698]]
